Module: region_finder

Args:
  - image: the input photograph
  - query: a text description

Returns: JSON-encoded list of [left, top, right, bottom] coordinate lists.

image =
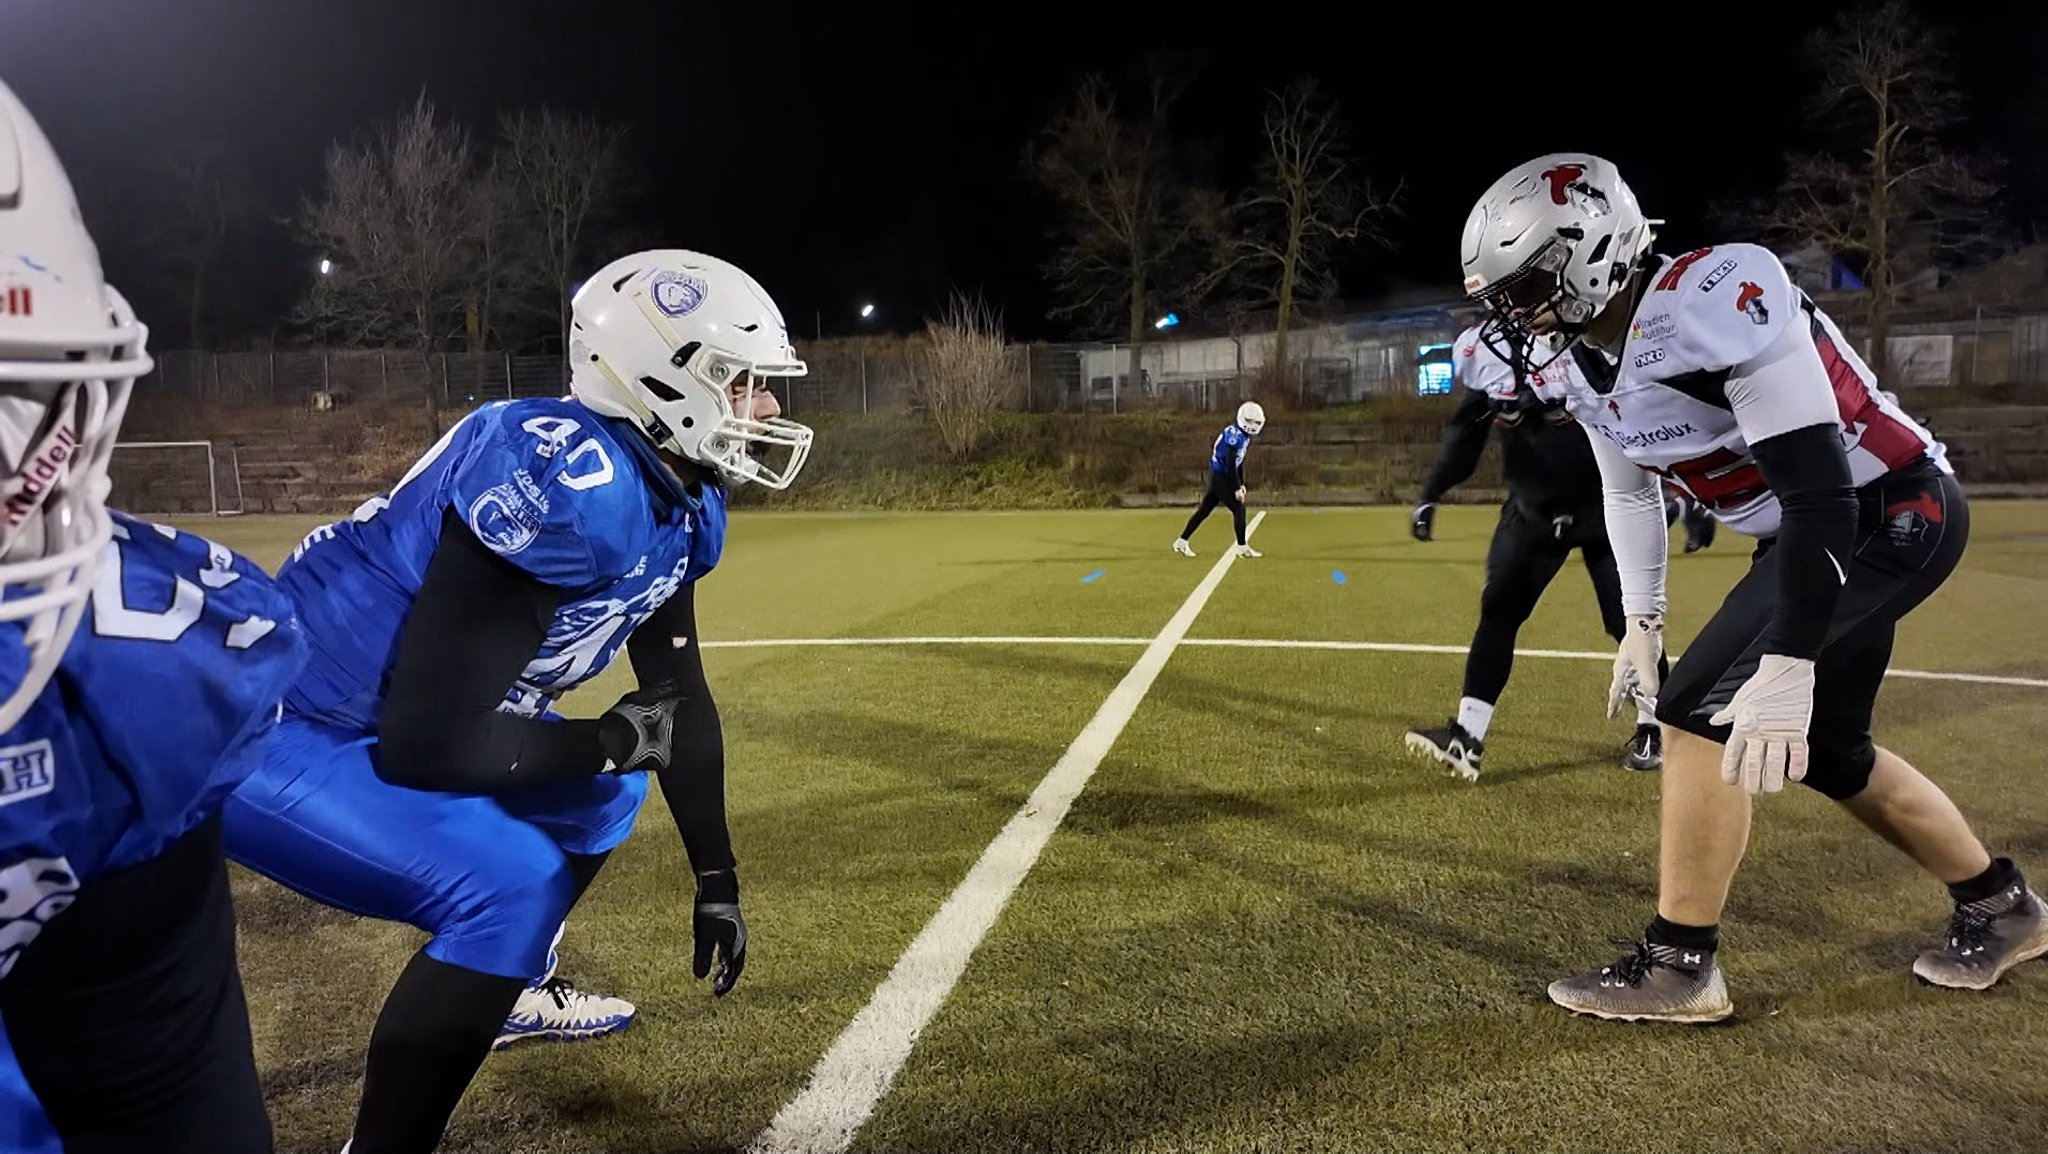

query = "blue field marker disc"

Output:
[[1331, 570, 1347, 585], [1080, 569, 1106, 584]]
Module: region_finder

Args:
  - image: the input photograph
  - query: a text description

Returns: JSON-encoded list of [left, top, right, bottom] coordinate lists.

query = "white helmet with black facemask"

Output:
[[0, 80, 152, 734]]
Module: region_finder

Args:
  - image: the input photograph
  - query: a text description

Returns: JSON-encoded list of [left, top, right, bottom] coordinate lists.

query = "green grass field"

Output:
[[182, 502, 2048, 1154]]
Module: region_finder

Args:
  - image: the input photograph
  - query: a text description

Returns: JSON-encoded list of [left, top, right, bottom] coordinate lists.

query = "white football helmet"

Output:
[[0, 80, 150, 733], [1460, 153, 1653, 372], [568, 249, 813, 490], [1237, 401, 1266, 435]]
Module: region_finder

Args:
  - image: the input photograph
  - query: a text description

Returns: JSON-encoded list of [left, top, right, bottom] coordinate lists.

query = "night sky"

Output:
[[3, 0, 2043, 344]]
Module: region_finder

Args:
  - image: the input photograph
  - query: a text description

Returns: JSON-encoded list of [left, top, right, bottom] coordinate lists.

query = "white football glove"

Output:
[[1709, 654, 1816, 795], [1607, 614, 1663, 719]]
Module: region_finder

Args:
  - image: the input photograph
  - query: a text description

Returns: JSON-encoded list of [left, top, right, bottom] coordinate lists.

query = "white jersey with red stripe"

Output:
[[1452, 321, 1585, 401], [1527, 243, 1946, 537]]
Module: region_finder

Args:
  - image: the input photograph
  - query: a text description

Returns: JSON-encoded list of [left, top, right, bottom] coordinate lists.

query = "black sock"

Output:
[[350, 951, 528, 1154], [1646, 914, 1719, 953], [1949, 857, 2021, 905], [567, 850, 609, 906]]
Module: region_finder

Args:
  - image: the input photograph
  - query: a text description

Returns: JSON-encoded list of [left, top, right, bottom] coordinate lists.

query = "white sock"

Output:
[[1636, 705, 1657, 727], [1456, 697, 1494, 740]]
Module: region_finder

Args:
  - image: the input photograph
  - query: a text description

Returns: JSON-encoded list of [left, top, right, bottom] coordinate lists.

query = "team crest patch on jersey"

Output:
[[468, 482, 545, 556], [0, 739, 56, 807], [1736, 281, 1770, 324], [650, 270, 708, 317], [1883, 492, 1943, 545]]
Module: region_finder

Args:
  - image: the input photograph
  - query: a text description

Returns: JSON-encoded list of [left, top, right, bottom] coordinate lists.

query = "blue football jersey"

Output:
[[279, 397, 725, 730], [1209, 424, 1250, 474], [0, 514, 305, 978]]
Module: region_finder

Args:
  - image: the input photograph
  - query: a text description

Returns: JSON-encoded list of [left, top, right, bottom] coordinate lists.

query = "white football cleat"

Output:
[[493, 977, 636, 1050], [1173, 538, 1195, 557], [1234, 544, 1261, 558]]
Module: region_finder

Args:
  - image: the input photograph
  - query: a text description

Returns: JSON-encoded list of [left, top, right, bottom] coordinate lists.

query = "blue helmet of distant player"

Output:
[[568, 250, 815, 490], [0, 80, 154, 732]]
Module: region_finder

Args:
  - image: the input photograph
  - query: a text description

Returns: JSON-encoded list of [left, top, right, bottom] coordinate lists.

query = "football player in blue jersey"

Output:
[[1173, 400, 1265, 558], [221, 249, 814, 1153], [0, 80, 306, 1154]]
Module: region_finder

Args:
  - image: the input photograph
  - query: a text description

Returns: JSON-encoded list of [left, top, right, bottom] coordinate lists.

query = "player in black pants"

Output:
[[1404, 327, 1662, 779], [1174, 401, 1265, 559]]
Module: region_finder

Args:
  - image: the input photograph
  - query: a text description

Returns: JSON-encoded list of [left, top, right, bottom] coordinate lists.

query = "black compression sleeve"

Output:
[[1418, 388, 1493, 504], [626, 584, 737, 874], [1746, 422, 1858, 659], [373, 506, 612, 791]]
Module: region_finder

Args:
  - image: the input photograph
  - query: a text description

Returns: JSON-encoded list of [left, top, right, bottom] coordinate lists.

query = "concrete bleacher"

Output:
[[105, 389, 2048, 518]]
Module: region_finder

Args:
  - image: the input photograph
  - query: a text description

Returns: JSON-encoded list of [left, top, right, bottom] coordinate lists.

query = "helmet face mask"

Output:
[[0, 80, 151, 733], [571, 251, 815, 491]]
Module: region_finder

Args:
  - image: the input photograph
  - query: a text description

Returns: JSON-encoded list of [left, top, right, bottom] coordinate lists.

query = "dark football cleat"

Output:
[[1622, 723, 1662, 771], [1405, 720, 1483, 782]]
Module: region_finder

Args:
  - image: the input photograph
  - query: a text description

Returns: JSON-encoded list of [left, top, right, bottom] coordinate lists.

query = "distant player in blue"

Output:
[[221, 249, 816, 1154], [1174, 401, 1266, 558], [0, 80, 305, 1154]]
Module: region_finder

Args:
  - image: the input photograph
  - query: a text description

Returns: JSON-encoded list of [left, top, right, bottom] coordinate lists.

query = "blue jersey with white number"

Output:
[[0, 515, 304, 978], [278, 397, 724, 731], [1209, 424, 1250, 476]]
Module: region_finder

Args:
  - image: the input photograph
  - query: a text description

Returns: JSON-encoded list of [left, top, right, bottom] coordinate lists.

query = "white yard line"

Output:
[[747, 514, 1266, 1154], [705, 634, 2048, 690], [706, 635, 1153, 649]]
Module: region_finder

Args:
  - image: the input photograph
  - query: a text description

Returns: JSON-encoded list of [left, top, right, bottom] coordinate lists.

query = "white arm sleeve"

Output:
[[1723, 316, 1840, 444], [1585, 423, 1668, 617]]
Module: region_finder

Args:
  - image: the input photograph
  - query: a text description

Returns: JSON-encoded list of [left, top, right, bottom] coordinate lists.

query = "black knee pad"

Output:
[[1800, 739, 1878, 800]]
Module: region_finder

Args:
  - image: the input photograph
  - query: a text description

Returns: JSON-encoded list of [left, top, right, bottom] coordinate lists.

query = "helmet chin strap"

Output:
[[1587, 264, 1654, 354], [0, 389, 83, 562]]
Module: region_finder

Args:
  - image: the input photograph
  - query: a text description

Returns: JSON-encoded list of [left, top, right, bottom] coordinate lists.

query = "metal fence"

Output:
[[141, 300, 2048, 418]]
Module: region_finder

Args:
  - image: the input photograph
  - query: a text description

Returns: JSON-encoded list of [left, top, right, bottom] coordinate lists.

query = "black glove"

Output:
[[1410, 502, 1436, 542], [693, 868, 747, 996], [597, 682, 685, 774], [1551, 512, 1575, 541]]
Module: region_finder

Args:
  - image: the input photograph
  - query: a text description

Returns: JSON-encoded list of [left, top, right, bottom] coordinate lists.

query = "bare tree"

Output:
[[1750, 0, 2003, 383], [462, 160, 555, 354], [500, 109, 634, 346], [1028, 57, 1223, 390], [136, 140, 248, 348], [294, 94, 481, 435], [917, 291, 1018, 459], [1210, 78, 1399, 381]]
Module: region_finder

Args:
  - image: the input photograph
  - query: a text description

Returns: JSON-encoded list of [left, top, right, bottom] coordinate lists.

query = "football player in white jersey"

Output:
[[1459, 153, 2045, 1022]]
